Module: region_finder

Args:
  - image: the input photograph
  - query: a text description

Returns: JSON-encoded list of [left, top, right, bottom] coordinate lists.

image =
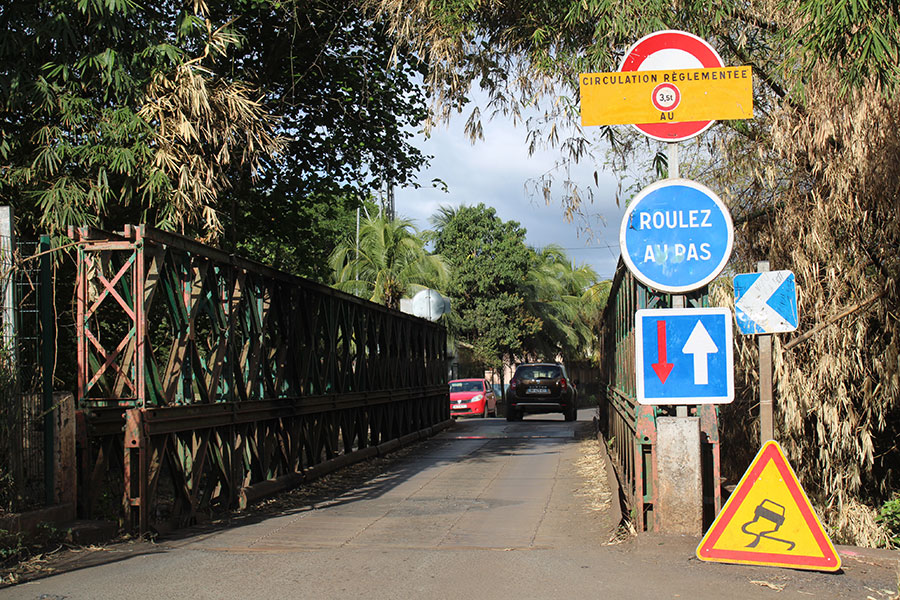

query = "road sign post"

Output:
[[579, 29, 755, 537], [733, 264, 800, 445], [668, 145, 683, 415]]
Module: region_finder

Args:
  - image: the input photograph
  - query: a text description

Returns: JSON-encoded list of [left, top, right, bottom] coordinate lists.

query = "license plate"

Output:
[[452, 404, 467, 410], [527, 387, 549, 394]]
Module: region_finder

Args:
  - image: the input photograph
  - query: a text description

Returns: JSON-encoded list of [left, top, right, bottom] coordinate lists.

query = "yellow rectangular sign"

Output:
[[579, 66, 753, 127]]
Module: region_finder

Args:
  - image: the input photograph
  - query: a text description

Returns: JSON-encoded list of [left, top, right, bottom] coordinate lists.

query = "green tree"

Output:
[[521, 245, 600, 362], [0, 1, 283, 238], [210, 0, 431, 277], [228, 191, 363, 282], [580, 278, 612, 364], [432, 203, 539, 370], [329, 215, 447, 309], [1, 0, 430, 284]]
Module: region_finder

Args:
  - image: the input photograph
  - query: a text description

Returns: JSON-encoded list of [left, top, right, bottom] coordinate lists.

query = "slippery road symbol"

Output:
[[740, 499, 796, 551], [696, 441, 840, 571]]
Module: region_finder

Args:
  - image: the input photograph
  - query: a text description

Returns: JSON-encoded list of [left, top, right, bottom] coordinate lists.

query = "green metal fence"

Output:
[[599, 258, 720, 531], [0, 234, 54, 511]]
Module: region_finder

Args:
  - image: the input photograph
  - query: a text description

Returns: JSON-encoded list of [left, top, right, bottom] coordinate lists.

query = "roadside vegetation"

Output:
[[430, 203, 606, 369], [330, 206, 607, 372], [329, 216, 449, 310], [0, 0, 427, 281], [1, 0, 897, 548]]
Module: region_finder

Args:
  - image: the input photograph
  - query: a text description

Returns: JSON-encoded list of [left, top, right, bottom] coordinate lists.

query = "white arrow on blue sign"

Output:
[[619, 179, 734, 293], [733, 270, 799, 335], [635, 307, 734, 405]]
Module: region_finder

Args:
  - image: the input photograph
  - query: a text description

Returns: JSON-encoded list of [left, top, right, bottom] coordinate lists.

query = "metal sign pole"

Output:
[[668, 142, 688, 418], [585, 29, 751, 536], [757, 261, 774, 444], [667, 142, 680, 179]]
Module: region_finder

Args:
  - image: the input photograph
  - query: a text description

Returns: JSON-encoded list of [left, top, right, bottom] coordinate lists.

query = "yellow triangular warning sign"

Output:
[[696, 440, 841, 571]]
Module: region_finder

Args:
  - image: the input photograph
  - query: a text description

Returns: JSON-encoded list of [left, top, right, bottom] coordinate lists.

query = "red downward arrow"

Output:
[[652, 320, 674, 383]]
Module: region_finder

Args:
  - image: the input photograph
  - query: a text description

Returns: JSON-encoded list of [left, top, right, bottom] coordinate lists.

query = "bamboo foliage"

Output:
[[768, 73, 899, 544], [138, 16, 285, 240], [713, 65, 900, 545]]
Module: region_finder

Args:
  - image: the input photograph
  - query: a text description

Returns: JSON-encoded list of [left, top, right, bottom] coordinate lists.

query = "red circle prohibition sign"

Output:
[[651, 83, 681, 112], [620, 30, 724, 141]]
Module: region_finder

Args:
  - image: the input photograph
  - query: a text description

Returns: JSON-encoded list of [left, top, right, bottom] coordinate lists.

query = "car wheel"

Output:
[[506, 407, 518, 422], [564, 405, 576, 422], [482, 403, 488, 418]]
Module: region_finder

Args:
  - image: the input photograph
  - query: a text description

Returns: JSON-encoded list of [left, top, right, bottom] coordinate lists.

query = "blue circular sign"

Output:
[[619, 179, 734, 293]]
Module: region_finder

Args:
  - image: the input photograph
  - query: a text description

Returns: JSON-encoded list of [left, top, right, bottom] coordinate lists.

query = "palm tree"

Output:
[[428, 204, 462, 231], [521, 245, 600, 361], [578, 278, 612, 364], [329, 216, 448, 310]]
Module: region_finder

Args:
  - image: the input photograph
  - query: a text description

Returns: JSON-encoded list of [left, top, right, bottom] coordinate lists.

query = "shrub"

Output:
[[876, 494, 900, 548]]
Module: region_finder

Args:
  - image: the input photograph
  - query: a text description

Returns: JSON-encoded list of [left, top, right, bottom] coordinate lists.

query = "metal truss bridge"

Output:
[[72, 225, 448, 533]]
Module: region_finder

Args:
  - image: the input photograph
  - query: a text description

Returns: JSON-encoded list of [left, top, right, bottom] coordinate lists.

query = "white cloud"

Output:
[[394, 108, 626, 280]]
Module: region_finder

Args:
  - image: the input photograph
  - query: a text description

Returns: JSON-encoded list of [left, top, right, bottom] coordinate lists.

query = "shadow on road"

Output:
[[1, 412, 600, 588]]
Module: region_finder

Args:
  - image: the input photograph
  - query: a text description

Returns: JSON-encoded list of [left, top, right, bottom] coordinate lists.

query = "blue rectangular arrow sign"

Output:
[[635, 307, 734, 405], [733, 270, 798, 335]]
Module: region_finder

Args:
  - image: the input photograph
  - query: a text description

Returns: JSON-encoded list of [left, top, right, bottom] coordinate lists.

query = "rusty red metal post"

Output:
[[600, 260, 721, 532]]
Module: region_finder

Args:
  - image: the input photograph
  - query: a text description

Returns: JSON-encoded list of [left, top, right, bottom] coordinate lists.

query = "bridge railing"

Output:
[[72, 225, 448, 532], [599, 259, 720, 531]]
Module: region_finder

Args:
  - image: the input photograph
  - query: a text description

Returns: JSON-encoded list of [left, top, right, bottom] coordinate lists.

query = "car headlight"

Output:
[[471, 394, 483, 402]]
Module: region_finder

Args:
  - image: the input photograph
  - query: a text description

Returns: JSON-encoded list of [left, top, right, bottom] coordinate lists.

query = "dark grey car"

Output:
[[506, 362, 577, 421]]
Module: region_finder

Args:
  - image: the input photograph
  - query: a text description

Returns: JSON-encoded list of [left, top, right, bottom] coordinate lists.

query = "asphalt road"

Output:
[[2, 410, 897, 599]]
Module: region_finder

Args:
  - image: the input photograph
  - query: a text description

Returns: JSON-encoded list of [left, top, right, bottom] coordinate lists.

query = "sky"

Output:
[[393, 108, 628, 282]]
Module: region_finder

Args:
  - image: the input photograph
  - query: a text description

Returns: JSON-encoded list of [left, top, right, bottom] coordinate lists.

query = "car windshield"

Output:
[[516, 366, 562, 380], [450, 381, 483, 393]]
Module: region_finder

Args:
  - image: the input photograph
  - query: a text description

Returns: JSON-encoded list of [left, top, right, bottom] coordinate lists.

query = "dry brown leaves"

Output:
[[717, 64, 900, 546], [574, 438, 613, 513], [138, 11, 285, 241]]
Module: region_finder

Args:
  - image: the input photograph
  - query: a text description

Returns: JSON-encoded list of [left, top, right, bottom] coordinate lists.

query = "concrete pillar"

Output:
[[657, 416, 703, 535], [54, 392, 77, 519]]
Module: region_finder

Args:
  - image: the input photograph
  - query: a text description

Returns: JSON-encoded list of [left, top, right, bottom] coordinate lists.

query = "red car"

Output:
[[449, 378, 498, 418]]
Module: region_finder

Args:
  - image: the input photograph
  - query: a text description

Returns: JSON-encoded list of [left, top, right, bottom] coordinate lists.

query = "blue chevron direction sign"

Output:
[[733, 271, 799, 335], [635, 307, 734, 405]]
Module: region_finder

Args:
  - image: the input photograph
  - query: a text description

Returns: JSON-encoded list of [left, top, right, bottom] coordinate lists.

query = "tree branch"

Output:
[[783, 290, 886, 351]]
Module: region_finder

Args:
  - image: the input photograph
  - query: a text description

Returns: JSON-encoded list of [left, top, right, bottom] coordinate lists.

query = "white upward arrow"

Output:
[[682, 321, 718, 385], [735, 272, 792, 332]]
